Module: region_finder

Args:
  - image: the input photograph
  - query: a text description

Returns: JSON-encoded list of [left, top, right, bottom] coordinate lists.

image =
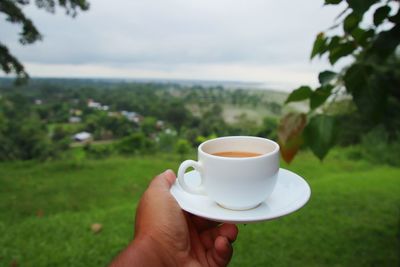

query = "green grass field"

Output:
[[0, 149, 399, 266]]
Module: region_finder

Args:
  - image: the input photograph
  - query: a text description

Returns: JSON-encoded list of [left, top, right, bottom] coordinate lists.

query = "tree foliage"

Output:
[[0, 80, 283, 160], [279, 0, 400, 163], [0, 0, 90, 82], [0, 94, 69, 160], [174, 139, 191, 159]]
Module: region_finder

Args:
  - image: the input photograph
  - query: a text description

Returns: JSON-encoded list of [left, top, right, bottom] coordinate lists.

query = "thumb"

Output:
[[150, 169, 176, 190]]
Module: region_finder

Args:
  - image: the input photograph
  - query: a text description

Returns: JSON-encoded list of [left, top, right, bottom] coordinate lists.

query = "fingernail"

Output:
[[164, 169, 172, 175], [165, 169, 176, 176]]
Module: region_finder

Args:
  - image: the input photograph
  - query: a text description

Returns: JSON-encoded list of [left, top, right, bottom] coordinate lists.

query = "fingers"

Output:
[[212, 224, 239, 266], [217, 224, 238, 243], [188, 213, 219, 232], [208, 236, 233, 267], [200, 224, 238, 246], [150, 169, 176, 190], [206, 225, 238, 267], [199, 223, 238, 251]]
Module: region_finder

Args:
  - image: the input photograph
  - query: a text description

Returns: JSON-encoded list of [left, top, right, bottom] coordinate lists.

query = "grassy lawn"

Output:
[[0, 149, 399, 266]]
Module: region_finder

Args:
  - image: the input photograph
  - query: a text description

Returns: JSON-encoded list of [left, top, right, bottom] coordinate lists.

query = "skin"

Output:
[[110, 170, 239, 267]]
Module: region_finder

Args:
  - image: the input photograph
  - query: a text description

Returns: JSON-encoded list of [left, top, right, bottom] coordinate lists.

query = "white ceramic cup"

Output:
[[177, 136, 280, 210]]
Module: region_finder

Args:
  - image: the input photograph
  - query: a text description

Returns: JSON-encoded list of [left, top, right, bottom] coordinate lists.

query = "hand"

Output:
[[110, 170, 239, 267]]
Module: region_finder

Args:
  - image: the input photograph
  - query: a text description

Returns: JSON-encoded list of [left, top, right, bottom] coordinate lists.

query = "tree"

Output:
[[0, 0, 90, 82], [279, 0, 400, 163], [0, 95, 52, 160], [256, 116, 278, 140], [141, 116, 157, 136], [175, 139, 191, 159], [114, 133, 155, 155], [164, 101, 191, 131], [198, 104, 227, 136]]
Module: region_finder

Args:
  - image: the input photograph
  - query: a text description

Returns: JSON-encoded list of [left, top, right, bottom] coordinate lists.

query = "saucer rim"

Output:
[[171, 168, 311, 223]]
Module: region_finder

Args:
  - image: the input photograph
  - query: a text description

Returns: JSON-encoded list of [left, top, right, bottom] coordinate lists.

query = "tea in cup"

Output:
[[177, 136, 280, 210]]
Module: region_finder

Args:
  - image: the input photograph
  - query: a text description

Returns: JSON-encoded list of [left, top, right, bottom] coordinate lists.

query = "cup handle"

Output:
[[177, 160, 206, 195]]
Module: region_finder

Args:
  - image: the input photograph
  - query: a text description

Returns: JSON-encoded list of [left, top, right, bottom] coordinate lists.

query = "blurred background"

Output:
[[0, 0, 399, 266]]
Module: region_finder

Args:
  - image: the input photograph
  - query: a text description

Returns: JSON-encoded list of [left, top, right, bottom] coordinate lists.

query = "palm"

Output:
[[135, 170, 238, 267], [111, 170, 238, 267]]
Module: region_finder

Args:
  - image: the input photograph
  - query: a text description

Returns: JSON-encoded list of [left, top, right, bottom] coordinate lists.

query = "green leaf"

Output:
[[328, 36, 341, 50], [343, 12, 362, 33], [328, 42, 356, 65], [343, 63, 368, 94], [325, 0, 342, 4], [351, 28, 374, 47], [278, 113, 307, 163], [368, 24, 400, 59], [310, 85, 333, 110], [304, 114, 336, 160], [310, 33, 327, 59], [285, 86, 312, 104], [346, 0, 378, 15], [318, 71, 337, 85], [344, 63, 387, 122], [373, 6, 390, 26]]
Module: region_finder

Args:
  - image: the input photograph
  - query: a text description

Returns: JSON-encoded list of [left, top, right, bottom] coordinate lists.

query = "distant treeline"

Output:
[[0, 79, 283, 160]]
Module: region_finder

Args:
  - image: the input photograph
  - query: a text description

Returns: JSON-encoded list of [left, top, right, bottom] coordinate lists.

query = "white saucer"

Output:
[[170, 168, 311, 224]]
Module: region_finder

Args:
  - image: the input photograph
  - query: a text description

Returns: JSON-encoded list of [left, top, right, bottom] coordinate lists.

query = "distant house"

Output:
[[107, 111, 120, 117], [164, 128, 176, 135], [87, 99, 102, 109], [73, 132, 92, 142], [87, 99, 100, 108], [156, 120, 165, 130], [121, 111, 143, 123], [70, 109, 82, 116], [69, 116, 82, 123], [87, 99, 109, 111]]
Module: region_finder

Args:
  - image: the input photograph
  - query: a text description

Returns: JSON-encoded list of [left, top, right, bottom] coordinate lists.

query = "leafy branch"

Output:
[[0, 0, 90, 83], [278, 0, 400, 163]]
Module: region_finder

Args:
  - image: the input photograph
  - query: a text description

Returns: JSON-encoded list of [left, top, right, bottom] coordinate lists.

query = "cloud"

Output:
[[1, 0, 344, 89], [24, 61, 323, 92]]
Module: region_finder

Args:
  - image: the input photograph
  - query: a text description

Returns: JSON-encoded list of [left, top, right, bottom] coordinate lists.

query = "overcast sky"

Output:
[[1, 0, 344, 91]]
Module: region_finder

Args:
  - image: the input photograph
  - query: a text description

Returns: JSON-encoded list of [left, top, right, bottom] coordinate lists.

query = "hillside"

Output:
[[0, 148, 399, 266]]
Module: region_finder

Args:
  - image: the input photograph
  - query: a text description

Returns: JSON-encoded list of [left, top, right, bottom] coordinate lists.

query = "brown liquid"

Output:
[[212, 151, 262, 158]]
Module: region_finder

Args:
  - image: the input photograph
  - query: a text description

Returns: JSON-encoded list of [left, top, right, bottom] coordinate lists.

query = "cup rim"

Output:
[[198, 136, 280, 160]]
